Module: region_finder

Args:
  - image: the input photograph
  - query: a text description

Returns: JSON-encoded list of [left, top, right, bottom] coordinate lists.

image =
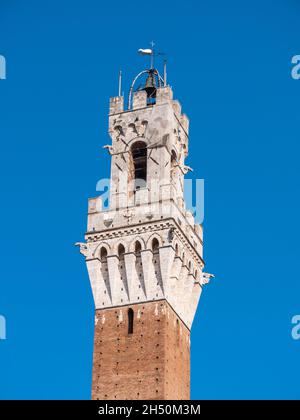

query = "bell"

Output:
[[143, 70, 156, 98]]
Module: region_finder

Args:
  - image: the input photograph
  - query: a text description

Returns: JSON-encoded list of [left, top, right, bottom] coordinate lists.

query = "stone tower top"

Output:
[[77, 61, 211, 329]]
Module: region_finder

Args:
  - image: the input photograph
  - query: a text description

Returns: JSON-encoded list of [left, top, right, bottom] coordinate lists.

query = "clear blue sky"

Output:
[[0, 0, 299, 400]]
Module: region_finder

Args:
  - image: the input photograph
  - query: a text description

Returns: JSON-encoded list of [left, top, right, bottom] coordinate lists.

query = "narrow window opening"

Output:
[[152, 238, 159, 253], [135, 241, 142, 256], [128, 308, 134, 334], [118, 244, 125, 260], [100, 247, 108, 262], [131, 141, 147, 190]]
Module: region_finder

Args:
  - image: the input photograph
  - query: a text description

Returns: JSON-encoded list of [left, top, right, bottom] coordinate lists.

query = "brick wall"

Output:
[[92, 299, 190, 400]]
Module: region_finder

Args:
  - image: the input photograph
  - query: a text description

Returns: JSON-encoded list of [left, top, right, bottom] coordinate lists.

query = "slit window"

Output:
[[131, 141, 147, 189], [152, 238, 159, 253], [128, 308, 134, 334]]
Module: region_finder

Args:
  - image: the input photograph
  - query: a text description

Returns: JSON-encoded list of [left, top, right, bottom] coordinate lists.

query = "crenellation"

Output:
[[172, 100, 182, 117], [132, 90, 147, 109], [109, 96, 124, 115], [156, 86, 173, 104], [88, 196, 102, 214], [180, 113, 189, 134]]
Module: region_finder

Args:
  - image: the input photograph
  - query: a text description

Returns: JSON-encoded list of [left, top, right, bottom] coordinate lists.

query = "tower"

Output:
[[77, 58, 211, 400]]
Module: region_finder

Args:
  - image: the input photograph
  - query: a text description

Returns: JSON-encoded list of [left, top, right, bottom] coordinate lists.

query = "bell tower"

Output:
[[77, 57, 211, 400]]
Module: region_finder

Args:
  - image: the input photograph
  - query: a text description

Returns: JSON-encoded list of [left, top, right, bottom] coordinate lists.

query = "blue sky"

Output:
[[0, 0, 300, 399]]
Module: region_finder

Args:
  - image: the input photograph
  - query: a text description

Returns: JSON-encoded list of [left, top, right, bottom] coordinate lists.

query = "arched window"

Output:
[[118, 244, 125, 259], [175, 243, 179, 256], [152, 238, 159, 253], [135, 241, 142, 255], [128, 308, 134, 334], [131, 141, 147, 189], [100, 247, 108, 262]]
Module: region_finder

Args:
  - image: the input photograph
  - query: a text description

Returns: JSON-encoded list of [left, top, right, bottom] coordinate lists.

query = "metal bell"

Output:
[[143, 70, 157, 98]]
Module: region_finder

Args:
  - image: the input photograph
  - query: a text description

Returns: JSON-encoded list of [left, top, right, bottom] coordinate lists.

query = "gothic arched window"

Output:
[[128, 308, 134, 334], [118, 244, 125, 259], [152, 238, 159, 253], [135, 241, 142, 255], [100, 247, 108, 262], [131, 141, 147, 190]]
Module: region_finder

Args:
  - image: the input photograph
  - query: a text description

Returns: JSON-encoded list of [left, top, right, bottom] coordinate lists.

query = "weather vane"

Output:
[[118, 43, 168, 108]]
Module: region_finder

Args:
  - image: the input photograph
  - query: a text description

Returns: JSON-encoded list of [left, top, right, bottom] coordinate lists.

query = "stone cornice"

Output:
[[85, 217, 204, 267]]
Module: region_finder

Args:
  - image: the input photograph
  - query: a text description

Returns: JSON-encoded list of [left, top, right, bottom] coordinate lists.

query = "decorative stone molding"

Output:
[[78, 85, 208, 330]]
